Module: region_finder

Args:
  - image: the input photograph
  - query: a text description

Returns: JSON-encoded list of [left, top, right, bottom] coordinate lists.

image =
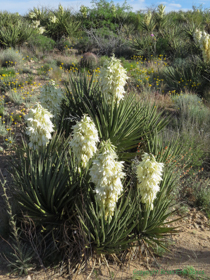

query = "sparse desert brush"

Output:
[[55, 54, 79, 70], [0, 47, 23, 67]]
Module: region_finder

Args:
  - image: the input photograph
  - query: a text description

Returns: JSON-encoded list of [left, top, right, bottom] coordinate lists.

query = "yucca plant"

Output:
[[130, 132, 184, 252], [84, 92, 168, 161], [46, 7, 81, 41], [76, 187, 137, 256], [10, 132, 84, 225], [132, 170, 179, 252], [0, 20, 35, 48], [58, 72, 102, 137], [131, 33, 156, 58], [59, 71, 168, 161], [162, 59, 203, 94]]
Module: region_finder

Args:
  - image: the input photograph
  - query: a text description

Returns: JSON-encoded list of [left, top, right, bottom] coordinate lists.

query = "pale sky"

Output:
[[0, 0, 209, 15]]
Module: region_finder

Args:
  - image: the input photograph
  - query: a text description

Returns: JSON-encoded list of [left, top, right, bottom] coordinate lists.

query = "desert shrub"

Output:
[[0, 13, 35, 48], [162, 59, 204, 94], [171, 93, 210, 127], [193, 178, 210, 215], [26, 34, 55, 53], [74, 34, 97, 54], [131, 33, 156, 58], [45, 5, 81, 41], [0, 68, 16, 76], [0, 48, 23, 67], [156, 37, 171, 56], [84, 27, 126, 56], [78, 0, 132, 32], [55, 56, 79, 70], [0, 74, 25, 93], [98, 55, 109, 67]]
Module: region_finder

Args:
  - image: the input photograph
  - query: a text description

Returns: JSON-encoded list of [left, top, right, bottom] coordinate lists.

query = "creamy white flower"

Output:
[[25, 103, 54, 149], [38, 27, 45, 34], [136, 153, 164, 210], [39, 80, 64, 116], [90, 141, 125, 220], [59, 4, 64, 14], [193, 29, 210, 63], [80, 5, 87, 18], [29, 12, 36, 19], [144, 10, 152, 26], [69, 114, 99, 168], [50, 15, 58, 23], [32, 20, 40, 28], [99, 55, 128, 104]]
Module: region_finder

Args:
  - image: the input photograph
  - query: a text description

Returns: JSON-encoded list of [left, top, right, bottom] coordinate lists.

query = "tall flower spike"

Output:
[[69, 114, 99, 168], [193, 29, 210, 63], [90, 140, 125, 220], [136, 153, 164, 210], [25, 103, 54, 150], [99, 55, 128, 105]]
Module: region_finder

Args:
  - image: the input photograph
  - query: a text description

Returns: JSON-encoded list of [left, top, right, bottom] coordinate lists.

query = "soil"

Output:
[[0, 50, 210, 280], [0, 209, 209, 280]]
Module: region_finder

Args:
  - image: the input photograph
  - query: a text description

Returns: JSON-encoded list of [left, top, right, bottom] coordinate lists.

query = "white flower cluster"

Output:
[[144, 11, 152, 26], [29, 20, 45, 34], [31, 20, 40, 28], [59, 4, 64, 14], [49, 15, 58, 23], [29, 8, 42, 19], [90, 141, 125, 220], [39, 80, 64, 116], [157, 4, 165, 19], [38, 26, 45, 34], [111, 4, 117, 14], [25, 103, 54, 149], [80, 5, 87, 18], [99, 55, 128, 104], [69, 115, 99, 168], [136, 153, 164, 210], [193, 29, 210, 63], [29, 12, 36, 19]]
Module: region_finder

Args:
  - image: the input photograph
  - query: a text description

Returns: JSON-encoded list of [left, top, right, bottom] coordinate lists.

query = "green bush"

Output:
[[0, 12, 35, 48], [27, 34, 56, 52], [79, 0, 132, 32], [156, 37, 171, 56], [162, 59, 204, 94], [0, 47, 23, 67], [131, 33, 157, 59], [45, 6, 81, 41]]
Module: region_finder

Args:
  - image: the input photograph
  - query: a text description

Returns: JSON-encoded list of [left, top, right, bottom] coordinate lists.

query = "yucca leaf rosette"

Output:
[[90, 140, 125, 220], [99, 55, 128, 104], [69, 114, 99, 168], [136, 153, 164, 210], [25, 103, 54, 149]]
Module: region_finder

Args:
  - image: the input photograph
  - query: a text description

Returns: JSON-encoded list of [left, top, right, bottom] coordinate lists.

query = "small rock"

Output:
[[200, 225, 205, 231], [193, 222, 199, 229], [201, 215, 208, 222]]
